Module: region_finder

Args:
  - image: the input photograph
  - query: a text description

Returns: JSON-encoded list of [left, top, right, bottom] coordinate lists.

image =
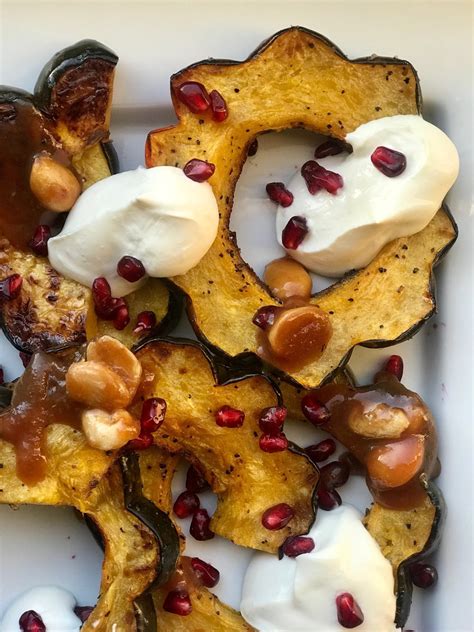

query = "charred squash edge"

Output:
[[147, 25, 458, 388]]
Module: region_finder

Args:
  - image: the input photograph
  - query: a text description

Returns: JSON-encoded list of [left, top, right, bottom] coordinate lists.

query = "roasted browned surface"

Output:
[[146, 26, 456, 389], [135, 339, 318, 552]]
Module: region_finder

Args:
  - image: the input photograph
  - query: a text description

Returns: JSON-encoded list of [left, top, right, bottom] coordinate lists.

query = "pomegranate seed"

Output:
[[384, 354, 404, 380], [282, 216, 308, 250], [266, 182, 294, 207], [117, 255, 146, 282], [339, 451, 365, 476], [186, 465, 210, 493], [317, 487, 342, 511], [301, 393, 330, 425], [133, 310, 157, 335], [140, 397, 166, 433], [215, 405, 244, 428], [163, 588, 192, 616], [262, 503, 295, 530], [281, 535, 315, 558], [18, 611, 45, 632], [29, 224, 51, 256], [409, 562, 438, 589], [247, 138, 258, 156], [19, 351, 31, 368], [92, 277, 126, 320], [301, 160, 343, 195], [259, 406, 287, 435], [127, 433, 153, 451], [176, 81, 211, 113], [210, 90, 228, 122], [0, 273, 22, 300], [173, 491, 200, 519], [320, 461, 350, 489], [183, 159, 215, 182], [305, 438, 336, 463], [113, 304, 130, 330], [190, 557, 220, 588], [314, 139, 345, 159], [371, 146, 406, 177], [190, 508, 214, 541], [74, 606, 94, 623], [252, 305, 279, 331], [336, 593, 364, 628], [259, 432, 289, 452]]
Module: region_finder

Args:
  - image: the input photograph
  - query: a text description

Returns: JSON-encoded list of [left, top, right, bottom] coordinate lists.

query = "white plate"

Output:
[[0, 2, 472, 631]]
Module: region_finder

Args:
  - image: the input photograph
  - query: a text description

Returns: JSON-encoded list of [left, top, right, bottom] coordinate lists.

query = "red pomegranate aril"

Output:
[[185, 464, 210, 493], [176, 81, 211, 113], [210, 90, 228, 122], [127, 432, 153, 451], [183, 158, 215, 182], [163, 588, 192, 616], [282, 216, 308, 250], [133, 310, 157, 335], [259, 432, 288, 453], [317, 487, 342, 511], [320, 461, 351, 490], [190, 557, 220, 588], [252, 305, 279, 331], [259, 406, 287, 435], [314, 139, 345, 159], [140, 397, 167, 433], [301, 160, 343, 195], [190, 508, 215, 541], [301, 393, 331, 426], [215, 405, 245, 428], [113, 304, 130, 330], [117, 255, 146, 282], [409, 562, 438, 589], [282, 535, 315, 558], [0, 273, 22, 300], [262, 503, 295, 530], [339, 451, 365, 476], [266, 182, 294, 208], [247, 138, 258, 156], [384, 354, 404, 380], [92, 276, 111, 303], [173, 490, 200, 519], [305, 438, 336, 463], [336, 593, 364, 628], [74, 606, 94, 623], [371, 146, 407, 177], [29, 224, 51, 256], [92, 277, 121, 320], [18, 611, 45, 632]]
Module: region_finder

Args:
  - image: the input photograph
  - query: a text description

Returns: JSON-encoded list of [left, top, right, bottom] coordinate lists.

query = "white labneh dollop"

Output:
[[276, 115, 459, 276], [241, 504, 397, 631], [48, 166, 219, 297], [0, 586, 81, 631]]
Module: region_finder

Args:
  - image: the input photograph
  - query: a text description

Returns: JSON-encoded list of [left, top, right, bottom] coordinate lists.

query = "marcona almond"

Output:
[[348, 403, 410, 439], [29, 153, 81, 212], [268, 305, 332, 360], [366, 435, 425, 489], [264, 257, 312, 301], [66, 360, 131, 411], [82, 408, 140, 450], [87, 335, 142, 398]]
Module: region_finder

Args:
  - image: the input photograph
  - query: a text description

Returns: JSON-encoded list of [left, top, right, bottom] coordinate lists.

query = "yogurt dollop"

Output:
[[0, 586, 81, 631], [48, 166, 219, 297], [241, 504, 397, 631], [276, 115, 459, 277]]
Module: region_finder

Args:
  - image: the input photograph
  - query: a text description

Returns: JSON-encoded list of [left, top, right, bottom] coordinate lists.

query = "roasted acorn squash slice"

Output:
[[134, 337, 318, 553], [146, 26, 457, 389], [0, 41, 174, 354]]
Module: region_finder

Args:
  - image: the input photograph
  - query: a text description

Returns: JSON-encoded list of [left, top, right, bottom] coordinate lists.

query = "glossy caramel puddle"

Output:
[[0, 348, 84, 484], [314, 372, 437, 509]]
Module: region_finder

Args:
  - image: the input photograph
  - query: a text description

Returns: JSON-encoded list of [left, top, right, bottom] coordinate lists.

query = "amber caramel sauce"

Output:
[[0, 348, 84, 484], [314, 372, 437, 509], [257, 258, 332, 372], [0, 99, 71, 249]]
